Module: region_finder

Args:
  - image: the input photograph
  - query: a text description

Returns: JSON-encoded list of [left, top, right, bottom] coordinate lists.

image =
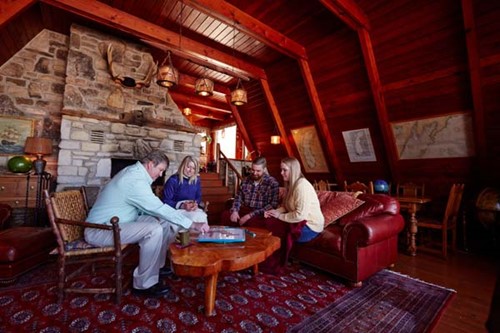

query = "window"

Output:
[[215, 126, 236, 158]]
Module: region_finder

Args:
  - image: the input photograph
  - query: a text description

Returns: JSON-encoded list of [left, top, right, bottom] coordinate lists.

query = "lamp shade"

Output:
[[231, 88, 247, 106], [270, 135, 281, 145], [24, 137, 52, 156], [195, 77, 214, 96], [156, 64, 178, 88]]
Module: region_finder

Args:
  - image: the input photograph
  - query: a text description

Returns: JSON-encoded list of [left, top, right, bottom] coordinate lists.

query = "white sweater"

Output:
[[278, 178, 324, 232]]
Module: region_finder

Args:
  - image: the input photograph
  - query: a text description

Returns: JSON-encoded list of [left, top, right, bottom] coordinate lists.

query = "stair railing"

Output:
[[215, 144, 243, 196]]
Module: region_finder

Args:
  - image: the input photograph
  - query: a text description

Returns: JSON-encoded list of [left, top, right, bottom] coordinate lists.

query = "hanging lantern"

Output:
[[156, 51, 178, 88], [270, 135, 281, 145], [183, 107, 192, 116], [231, 79, 247, 106], [195, 77, 214, 96]]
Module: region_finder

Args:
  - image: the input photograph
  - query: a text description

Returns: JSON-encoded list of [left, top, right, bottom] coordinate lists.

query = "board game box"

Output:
[[197, 227, 246, 243]]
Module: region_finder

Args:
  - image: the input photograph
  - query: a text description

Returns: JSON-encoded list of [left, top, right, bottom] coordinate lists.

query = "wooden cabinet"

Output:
[[0, 173, 37, 208]]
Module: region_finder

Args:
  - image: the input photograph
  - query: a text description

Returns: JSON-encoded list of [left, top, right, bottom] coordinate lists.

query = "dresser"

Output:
[[0, 172, 37, 208]]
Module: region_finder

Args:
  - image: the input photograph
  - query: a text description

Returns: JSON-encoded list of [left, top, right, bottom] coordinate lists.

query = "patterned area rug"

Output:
[[0, 263, 454, 332]]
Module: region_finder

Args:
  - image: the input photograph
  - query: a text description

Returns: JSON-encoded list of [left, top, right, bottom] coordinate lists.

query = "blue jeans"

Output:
[[297, 224, 319, 243]]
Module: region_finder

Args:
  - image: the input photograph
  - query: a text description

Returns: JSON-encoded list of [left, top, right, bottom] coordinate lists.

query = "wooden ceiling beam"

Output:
[[298, 59, 343, 180], [185, 0, 307, 60], [358, 28, 399, 180], [40, 0, 266, 80], [260, 78, 293, 157], [168, 91, 232, 114], [319, 0, 370, 30], [0, 0, 37, 29], [225, 95, 254, 154], [461, 0, 486, 157]]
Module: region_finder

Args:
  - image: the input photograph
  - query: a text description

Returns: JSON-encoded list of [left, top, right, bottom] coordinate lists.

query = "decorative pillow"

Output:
[[317, 191, 365, 227]]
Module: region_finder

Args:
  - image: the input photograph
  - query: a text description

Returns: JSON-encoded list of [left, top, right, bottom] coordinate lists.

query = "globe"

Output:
[[373, 179, 390, 194], [7, 155, 33, 173]]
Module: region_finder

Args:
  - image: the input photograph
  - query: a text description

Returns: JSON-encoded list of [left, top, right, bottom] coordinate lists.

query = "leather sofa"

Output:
[[291, 193, 405, 286], [0, 204, 56, 285]]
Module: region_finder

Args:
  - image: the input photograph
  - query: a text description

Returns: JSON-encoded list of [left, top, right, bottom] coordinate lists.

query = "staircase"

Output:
[[200, 172, 233, 224]]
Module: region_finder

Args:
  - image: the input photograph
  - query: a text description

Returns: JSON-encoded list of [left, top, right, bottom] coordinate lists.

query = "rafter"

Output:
[[298, 59, 342, 180], [40, 0, 266, 80], [319, 0, 369, 30], [260, 78, 293, 157], [185, 0, 307, 60], [0, 0, 37, 29], [358, 28, 399, 180], [461, 0, 486, 157]]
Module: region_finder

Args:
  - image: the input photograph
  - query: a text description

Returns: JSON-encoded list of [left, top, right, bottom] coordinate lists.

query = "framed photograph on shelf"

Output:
[[291, 125, 329, 173], [0, 115, 35, 155]]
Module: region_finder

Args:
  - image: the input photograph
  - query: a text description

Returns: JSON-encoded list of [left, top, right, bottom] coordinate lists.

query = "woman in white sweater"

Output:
[[265, 157, 324, 242]]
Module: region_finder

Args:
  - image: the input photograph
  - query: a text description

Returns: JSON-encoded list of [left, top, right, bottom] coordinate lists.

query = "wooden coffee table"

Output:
[[169, 227, 280, 316]]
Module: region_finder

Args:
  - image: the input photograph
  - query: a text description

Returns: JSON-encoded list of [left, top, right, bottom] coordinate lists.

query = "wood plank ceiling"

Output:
[[0, 0, 497, 188]]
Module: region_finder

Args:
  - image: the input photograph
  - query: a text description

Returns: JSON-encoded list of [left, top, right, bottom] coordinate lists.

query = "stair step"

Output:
[[202, 187, 232, 195], [202, 179, 224, 187], [200, 172, 220, 180]]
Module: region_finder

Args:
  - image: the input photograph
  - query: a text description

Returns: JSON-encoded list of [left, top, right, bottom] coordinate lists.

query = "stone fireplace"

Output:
[[56, 24, 201, 192]]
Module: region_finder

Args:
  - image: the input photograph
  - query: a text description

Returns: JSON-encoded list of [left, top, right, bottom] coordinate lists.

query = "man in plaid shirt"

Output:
[[228, 157, 280, 225]]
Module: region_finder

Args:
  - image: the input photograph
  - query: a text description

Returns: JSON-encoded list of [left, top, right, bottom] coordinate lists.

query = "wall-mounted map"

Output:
[[391, 113, 475, 160], [342, 128, 377, 162], [291, 126, 329, 173]]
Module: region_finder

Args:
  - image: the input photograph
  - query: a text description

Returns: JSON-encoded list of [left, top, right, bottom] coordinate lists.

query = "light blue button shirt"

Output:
[[87, 161, 192, 229]]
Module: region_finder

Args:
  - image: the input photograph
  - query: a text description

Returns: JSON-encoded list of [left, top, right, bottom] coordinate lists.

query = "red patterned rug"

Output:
[[0, 263, 454, 332]]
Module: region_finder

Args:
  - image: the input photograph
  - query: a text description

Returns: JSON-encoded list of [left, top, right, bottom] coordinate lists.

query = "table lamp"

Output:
[[24, 137, 52, 174]]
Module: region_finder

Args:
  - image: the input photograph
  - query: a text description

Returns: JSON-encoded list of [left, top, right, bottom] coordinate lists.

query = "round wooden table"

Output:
[[169, 227, 280, 316]]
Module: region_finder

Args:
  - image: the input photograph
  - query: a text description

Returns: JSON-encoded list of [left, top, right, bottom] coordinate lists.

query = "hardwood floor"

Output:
[[392, 250, 498, 333]]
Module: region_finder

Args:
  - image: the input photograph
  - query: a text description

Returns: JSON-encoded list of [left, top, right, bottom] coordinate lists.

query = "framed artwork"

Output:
[[0, 115, 35, 155], [342, 128, 377, 162], [291, 125, 329, 173]]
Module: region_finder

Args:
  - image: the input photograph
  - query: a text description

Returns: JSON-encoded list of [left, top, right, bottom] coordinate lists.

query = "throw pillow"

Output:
[[317, 191, 365, 227]]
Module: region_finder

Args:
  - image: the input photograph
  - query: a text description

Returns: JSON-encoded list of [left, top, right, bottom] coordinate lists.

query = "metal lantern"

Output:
[[156, 51, 178, 88], [231, 79, 247, 106], [195, 77, 214, 96]]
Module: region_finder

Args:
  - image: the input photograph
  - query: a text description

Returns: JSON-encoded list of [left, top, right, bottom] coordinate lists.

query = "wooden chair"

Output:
[[313, 180, 329, 191], [396, 182, 425, 198], [343, 180, 374, 194], [417, 183, 465, 258], [44, 188, 133, 304]]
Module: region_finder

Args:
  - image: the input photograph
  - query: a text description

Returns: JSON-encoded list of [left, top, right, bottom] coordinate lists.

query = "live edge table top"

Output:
[[169, 226, 280, 316]]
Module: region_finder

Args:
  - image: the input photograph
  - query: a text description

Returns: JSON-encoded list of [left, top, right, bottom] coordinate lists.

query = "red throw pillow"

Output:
[[317, 191, 365, 227]]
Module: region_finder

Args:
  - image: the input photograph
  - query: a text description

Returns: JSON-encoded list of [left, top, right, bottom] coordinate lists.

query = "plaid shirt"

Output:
[[231, 174, 280, 218]]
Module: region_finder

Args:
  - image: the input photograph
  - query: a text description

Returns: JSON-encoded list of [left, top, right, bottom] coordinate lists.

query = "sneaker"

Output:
[[131, 283, 170, 297]]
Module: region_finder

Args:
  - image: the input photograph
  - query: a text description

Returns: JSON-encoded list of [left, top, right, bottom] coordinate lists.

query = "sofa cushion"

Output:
[[317, 191, 365, 227], [338, 195, 385, 226]]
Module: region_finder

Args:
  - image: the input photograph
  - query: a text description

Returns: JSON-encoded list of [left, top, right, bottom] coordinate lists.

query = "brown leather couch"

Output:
[[291, 193, 405, 286], [0, 204, 56, 285]]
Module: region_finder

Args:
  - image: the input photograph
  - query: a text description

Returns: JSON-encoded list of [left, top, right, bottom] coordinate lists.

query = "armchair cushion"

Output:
[[317, 191, 365, 227]]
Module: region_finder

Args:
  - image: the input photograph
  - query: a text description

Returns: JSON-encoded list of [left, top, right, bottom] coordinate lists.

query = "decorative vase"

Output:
[[7, 155, 33, 173]]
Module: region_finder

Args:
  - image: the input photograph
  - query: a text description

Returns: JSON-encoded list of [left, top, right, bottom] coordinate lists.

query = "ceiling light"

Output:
[[270, 135, 281, 145], [156, 51, 178, 88], [195, 75, 214, 96], [183, 107, 192, 116], [231, 78, 247, 106]]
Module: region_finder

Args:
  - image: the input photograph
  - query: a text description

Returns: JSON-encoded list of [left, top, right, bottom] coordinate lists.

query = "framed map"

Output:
[[291, 125, 329, 173], [342, 128, 377, 162], [391, 113, 475, 160]]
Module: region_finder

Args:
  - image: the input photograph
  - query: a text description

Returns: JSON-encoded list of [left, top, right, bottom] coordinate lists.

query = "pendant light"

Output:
[[195, 67, 214, 96], [231, 78, 247, 106], [156, 51, 178, 88], [229, 20, 247, 106]]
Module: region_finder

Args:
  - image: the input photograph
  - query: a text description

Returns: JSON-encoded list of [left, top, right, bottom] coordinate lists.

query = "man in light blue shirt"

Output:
[[85, 150, 209, 297]]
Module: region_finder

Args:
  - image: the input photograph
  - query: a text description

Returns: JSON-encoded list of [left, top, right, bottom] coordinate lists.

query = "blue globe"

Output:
[[374, 179, 390, 193]]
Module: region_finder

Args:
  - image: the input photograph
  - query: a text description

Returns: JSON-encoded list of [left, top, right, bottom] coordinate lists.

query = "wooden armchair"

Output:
[[44, 188, 133, 304], [344, 180, 374, 194], [417, 183, 464, 258]]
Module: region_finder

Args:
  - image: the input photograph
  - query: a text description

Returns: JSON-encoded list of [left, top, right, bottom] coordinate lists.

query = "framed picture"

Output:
[[342, 128, 377, 162], [291, 125, 329, 173], [0, 115, 35, 155]]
